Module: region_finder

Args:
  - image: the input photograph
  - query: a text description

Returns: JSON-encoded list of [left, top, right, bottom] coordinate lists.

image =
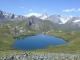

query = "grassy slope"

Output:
[[35, 32, 80, 54], [46, 32, 80, 53], [0, 29, 14, 50], [0, 25, 80, 53], [0, 20, 40, 51], [0, 19, 80, 57]]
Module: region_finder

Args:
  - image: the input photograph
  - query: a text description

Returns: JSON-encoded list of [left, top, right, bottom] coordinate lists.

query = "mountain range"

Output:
[[0, 9, 57, 35], [0, 9, 80, 24], [0, 10, 27, 22], [40, 12, 80, 25], [0, 9, 80, 32]]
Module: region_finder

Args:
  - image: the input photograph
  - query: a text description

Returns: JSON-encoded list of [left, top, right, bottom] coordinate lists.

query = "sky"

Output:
[[0, 0, 80, 17]]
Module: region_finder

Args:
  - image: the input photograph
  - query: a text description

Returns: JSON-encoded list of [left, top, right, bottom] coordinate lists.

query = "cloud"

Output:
[[63, 8, 77, 12], [78, 8, 80, 11], [30, 9, 32, 12], [63, 9, 71, 12], [20, 6, 24, 9], [24, 12, 41, 17]]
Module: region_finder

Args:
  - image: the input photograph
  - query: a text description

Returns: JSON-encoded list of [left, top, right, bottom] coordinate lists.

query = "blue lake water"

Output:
[[12, 34, 68, 50]]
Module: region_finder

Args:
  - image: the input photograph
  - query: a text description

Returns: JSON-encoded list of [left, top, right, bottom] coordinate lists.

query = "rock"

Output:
[[1, 52, 80, 60]]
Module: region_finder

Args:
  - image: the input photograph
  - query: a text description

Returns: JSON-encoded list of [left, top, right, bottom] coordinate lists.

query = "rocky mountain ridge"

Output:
[[1, 9, 80, 26], [0, 10, 27, 21], [40, 12, 80, 25]]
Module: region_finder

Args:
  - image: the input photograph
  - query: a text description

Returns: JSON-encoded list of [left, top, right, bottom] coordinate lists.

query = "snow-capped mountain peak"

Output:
[[59, 16, 73, 24], [1, 9, 80, 25], [40, 12, 48, 20]]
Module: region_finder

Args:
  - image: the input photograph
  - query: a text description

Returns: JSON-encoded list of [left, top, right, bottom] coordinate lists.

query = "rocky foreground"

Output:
[[0, 52, 80, 60]]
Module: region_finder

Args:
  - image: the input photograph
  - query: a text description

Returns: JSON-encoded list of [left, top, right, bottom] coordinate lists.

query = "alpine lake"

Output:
[[12, 34, 68, 50]]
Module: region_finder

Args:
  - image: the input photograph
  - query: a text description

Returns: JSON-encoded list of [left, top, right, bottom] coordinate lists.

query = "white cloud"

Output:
[[78, 8, 80, 11], [24, 12, 41, 17], [20, 6, 24, 9], [30, 9, 32, 12], [63, 8, 77, 12], [63, 9, 70, 12]]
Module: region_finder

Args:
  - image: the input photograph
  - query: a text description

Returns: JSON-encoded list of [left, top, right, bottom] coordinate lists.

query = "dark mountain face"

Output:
[[26, 16, 56, 31], [0, 10, 5, 19]]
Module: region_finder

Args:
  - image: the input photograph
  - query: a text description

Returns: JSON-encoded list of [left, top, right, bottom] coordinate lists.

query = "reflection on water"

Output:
[[13, 34, 68, 50]]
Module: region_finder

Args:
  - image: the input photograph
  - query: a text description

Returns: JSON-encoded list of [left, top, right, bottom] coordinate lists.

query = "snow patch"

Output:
[[73, 20, 80, 23], [41, 15, 48, 20], [14, 15, 18, 18], [60, 15, 73, 24], [60, 18, 67, 24], [4, 13, 9, 16], [40, 12, 48, 20]]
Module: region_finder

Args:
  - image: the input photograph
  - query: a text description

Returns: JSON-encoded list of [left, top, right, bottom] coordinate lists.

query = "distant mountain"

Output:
[[0, 10, 27, 22], [1, 9, 80, 25], [54, 16, 80, 32], [48, 14, 74, 24], [1, 9, 80, 32], [40, 12, 48, 20], [65, 16, 80, 27], [39, 12, 73, 24], [48, 14, 62, 24]]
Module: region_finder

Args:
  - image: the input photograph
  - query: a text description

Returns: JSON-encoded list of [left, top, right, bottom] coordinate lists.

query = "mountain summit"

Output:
[[40, 12, 48, 20]]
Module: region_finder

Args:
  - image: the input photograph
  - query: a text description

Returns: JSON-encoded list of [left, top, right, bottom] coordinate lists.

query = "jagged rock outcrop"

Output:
[[27, 16, 43, 30]]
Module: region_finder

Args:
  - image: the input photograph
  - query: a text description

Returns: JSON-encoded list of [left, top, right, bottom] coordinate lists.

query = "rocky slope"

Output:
[[27, 16, 57, 31], [0, 52, 80, 60]]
